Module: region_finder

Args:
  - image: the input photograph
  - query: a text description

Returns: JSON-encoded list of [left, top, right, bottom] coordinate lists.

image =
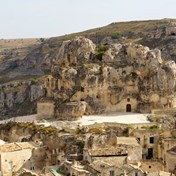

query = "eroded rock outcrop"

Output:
[[0, 81, 45, 119], [37, 36, 176, 120]]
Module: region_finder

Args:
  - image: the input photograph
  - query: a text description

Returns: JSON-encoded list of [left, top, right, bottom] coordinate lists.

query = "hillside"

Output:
[[0, 18, 176, 119], [1, 18, 176, 82]]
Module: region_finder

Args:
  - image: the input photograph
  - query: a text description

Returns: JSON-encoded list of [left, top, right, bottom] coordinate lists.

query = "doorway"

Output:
[[147, 148, 153, 159], [126, 104, 131, 112]]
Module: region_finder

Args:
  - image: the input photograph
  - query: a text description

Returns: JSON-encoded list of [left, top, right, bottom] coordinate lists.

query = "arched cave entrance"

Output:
[[126, 104, 131, 112]]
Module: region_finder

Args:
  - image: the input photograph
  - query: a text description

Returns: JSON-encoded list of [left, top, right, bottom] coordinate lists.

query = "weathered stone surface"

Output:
[[0, 82, 45, 119], [56, 101, 87, 120], [38, 36, 176, 120], [55, 36, 96, 68], [127, 44, 150, 60]]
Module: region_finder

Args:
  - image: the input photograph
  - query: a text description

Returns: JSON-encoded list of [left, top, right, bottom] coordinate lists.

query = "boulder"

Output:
[[127, 44, 149, 60], [56, 36, 96, 67]]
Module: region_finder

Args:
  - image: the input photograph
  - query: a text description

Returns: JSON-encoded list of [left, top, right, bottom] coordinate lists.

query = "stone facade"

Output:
[[129, 127, 176, 173], [83, 133, 142, 166], [0, 142, 38, 176], [165, 146, 176, 174], [37, 99, 55, 119]]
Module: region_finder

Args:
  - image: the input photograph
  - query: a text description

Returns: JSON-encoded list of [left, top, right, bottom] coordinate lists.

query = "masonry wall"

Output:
[[0, 149, 32, 176], [165, 152, 176, 172], [140, 161, 164, 173], [105, 98, 138, 113], [92, 156, 127, 166], [127, 145, 142, 163], [37, 101, 55, 119], [158, 139, 176, 165], [129, 129, 160, 159]]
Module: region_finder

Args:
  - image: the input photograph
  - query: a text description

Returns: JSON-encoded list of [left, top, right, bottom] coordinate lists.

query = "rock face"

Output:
[[2, 20, 176, 119], [37, 36, 176, 120], [0, 81, 45, 119], [56, 36, 96, 67]]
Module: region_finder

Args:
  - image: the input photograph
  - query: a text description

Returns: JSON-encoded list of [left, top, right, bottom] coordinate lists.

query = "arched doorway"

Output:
[[126, 104, 131, 112]]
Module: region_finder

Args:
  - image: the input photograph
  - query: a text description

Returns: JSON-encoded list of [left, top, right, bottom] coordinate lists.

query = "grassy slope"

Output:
[[47, 19, 173, 46], [0, 38, 39, 49]]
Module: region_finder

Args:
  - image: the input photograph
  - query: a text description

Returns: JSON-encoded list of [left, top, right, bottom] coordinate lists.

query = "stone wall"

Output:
[[37, 101, 55, 119], [165, 151, 176, 173], [140, 161, 164, 173], [129, 129, 160, 160], [1, 149, 33, 176]]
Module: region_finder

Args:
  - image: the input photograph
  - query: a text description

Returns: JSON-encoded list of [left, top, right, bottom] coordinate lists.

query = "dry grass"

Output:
[[47, 19, 172, 45], [0, 38, 40, 49]]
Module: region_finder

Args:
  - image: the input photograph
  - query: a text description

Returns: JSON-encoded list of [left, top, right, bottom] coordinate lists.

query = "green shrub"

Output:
[[96, 44, 106, 61], [31, 79, 36, 85], [38, 38, 45, 43], [111, 32, 121, 39], [88, 128, 103, 134], [149, 125, 159, 129]]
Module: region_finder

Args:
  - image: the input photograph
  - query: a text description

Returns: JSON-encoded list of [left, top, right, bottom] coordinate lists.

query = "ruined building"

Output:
[[37, 36, 176, 120]]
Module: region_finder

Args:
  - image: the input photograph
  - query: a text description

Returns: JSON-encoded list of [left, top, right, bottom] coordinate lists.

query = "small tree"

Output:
[[39, 38, 45, 43], [96, 44, 106, 61]]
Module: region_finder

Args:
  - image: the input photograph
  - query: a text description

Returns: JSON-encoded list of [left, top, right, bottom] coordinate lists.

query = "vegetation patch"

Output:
[[111, 32, 121, 39], [96, 44, 106, 61]]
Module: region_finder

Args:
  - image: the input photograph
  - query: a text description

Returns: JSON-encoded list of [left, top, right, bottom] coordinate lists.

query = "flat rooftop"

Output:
[[0, 142, 37, 153]]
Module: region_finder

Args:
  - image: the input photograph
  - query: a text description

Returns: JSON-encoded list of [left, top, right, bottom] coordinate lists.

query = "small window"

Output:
[[135, 172, 138, 176], [137, 138, 140, 143], [150, 137, 154, 144], [127, 98, 130, 102], [96, 95, 100, 99], [149, 166, 151, 169], [110, 170, 115, 176]]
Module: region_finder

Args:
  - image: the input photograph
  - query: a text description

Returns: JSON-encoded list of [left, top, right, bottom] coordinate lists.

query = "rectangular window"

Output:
[[8, 161, 13, 170], [150, 137, 154, 144], [110, 170, 115, 176]]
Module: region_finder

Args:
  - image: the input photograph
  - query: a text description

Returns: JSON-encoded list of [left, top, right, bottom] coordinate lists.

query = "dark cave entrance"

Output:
[[126, 104, 131, 112]]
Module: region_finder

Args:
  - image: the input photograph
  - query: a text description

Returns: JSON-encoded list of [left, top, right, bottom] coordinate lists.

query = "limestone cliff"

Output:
[[0, 81, 45, 119], [38, 36, 176, 120], [1, 19, 176, 119]]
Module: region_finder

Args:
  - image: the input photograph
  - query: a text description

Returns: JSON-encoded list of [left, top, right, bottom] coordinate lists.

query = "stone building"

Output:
[[129, 127, 176, 174], [65, 159, 144, 176], [165, 146, 176, 174], [69, 161, 91, 176], [0, 142, 38, 176], [129, 128, 160, 160], [83, 133, 142, 165], [86, 160, 144, 176]]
